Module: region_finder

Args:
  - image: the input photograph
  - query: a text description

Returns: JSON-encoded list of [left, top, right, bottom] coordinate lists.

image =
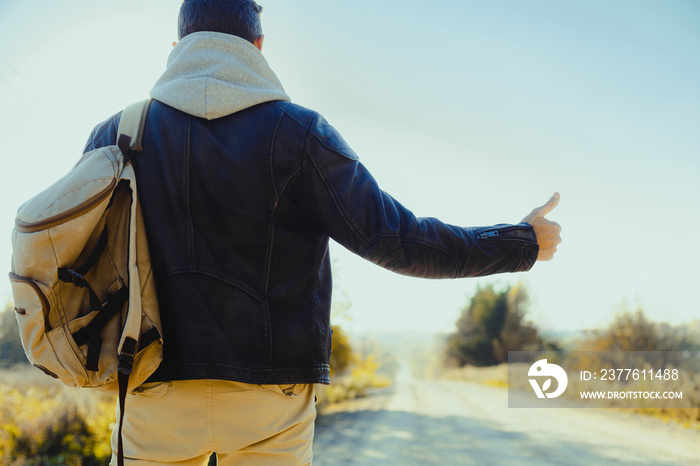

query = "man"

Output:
[[84, 1, 561, 464]]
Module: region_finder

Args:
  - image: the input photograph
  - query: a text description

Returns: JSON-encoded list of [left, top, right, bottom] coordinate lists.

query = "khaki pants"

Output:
[[110, 379, 316, 465]]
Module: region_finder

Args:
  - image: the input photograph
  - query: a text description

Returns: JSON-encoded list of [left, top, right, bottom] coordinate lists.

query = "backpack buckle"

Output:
[[118, 337, 138, 375]]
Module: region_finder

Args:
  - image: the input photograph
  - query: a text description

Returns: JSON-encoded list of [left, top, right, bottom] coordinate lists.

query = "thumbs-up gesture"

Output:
[[521, 193, 562, 261]]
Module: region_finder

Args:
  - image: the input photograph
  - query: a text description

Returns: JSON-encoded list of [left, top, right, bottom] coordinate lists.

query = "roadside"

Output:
[[312, 365, 700, 465]]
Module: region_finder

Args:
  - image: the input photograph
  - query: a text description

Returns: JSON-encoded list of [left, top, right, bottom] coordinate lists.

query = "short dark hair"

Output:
[[178, 0, 263, 44]]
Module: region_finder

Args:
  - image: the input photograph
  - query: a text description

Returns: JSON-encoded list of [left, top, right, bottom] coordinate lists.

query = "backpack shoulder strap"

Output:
[[117, 99, 152, 156], [113, 98, 153, 466]]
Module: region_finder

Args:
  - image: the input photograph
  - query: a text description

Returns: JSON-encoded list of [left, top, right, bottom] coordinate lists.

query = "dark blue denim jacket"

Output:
[[84, 99, 539, 384]]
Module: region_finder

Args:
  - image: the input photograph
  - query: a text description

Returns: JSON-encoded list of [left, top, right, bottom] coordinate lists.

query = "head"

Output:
[[178, 0, 264, 49]]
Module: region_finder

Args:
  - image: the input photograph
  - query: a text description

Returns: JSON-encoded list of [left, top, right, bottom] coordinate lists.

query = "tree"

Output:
[[575, 306, 693, 369], [492, 283, 542, 362], [580, 307, 684, 352], [445, 283, 542, 367]]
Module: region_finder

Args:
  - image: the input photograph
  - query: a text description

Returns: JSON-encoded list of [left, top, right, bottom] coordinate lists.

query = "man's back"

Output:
[[86, 90, 540, 387], [80, 3, 559, 463]]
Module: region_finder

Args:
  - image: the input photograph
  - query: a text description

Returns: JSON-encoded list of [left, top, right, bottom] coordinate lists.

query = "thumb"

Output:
[[523, 192, 560, 224], [533, 192, 560, 218]]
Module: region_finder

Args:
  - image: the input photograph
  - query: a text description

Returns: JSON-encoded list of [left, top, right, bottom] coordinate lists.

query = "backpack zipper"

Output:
[[14, 178, 117, 233]]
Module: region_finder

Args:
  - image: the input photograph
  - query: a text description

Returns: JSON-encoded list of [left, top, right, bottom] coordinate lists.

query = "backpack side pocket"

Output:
[[8, 273, 84, 385]]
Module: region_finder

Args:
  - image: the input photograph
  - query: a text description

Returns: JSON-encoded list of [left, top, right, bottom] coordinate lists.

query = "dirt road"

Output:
[[313, 366, 700, 465]]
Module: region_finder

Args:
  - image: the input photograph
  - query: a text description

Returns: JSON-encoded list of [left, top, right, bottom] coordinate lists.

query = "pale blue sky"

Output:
[[1, 0, 698, 333]]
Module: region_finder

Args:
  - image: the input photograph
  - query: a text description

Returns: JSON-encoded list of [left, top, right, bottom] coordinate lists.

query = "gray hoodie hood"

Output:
[[150, 31, 290, 120]]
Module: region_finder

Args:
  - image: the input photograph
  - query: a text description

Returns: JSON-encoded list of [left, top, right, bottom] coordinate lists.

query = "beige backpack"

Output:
[[8, 99, 162, 462]]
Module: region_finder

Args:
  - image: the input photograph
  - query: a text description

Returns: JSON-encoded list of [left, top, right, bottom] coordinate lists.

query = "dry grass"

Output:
[[316, 355, 391, 412], [443, 363, 509, 387], [0, 354, 393, 463], [0, 366, 115, 465]]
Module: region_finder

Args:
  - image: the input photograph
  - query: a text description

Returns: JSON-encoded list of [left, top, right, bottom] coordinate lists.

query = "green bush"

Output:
[[445, 283, 543, 367]]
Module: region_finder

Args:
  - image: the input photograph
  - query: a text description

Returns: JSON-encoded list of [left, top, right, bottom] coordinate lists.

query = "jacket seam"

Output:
[[308, 131, 358, 161], [183, 116, 195, 268], [263, 109, 287, 296], [304, 147, 369, 244], [278, 104, 368, 243], [173, 358, 330, 374], [274, 103, 358, 163], [310, 285, 326, 361], [166, 269, 266, 303], [516, 244, 525, 271], [275, 167, 301, 198], [267, 110, 285, 198], [299, 118, 314, 228], [361, 234, 460, 277], [271, 101, 305, 127], [271, 106, 303, 195], [262, 111, 288, 364], [274, 104, 323, 233], [405, 218, 461, 273]]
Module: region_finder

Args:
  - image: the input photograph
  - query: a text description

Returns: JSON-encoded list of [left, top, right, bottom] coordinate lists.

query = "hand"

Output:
[[521, 193, 562, 261]]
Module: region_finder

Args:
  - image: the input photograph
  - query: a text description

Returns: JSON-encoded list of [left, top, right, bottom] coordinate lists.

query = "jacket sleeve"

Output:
[[300, 114, 539, 278], [82, 113, 121, 154]]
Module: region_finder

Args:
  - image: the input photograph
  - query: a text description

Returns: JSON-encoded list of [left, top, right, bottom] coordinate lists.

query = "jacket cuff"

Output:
[[517, 222, 539, 271], [473, 222, 539, 273]]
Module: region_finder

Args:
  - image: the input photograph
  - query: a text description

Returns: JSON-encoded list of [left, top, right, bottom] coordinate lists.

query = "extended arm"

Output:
[[300, 114, 540, 278]]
